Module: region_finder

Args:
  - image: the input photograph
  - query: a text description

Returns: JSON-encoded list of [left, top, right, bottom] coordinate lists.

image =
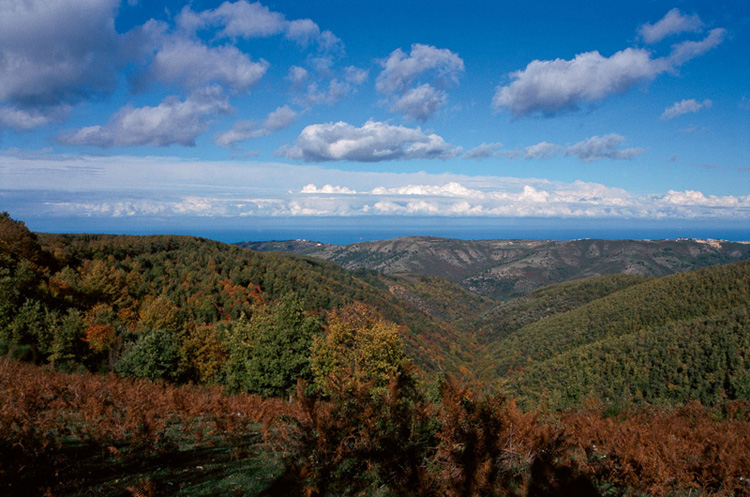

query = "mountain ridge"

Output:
[[237, 236, 750, 299]]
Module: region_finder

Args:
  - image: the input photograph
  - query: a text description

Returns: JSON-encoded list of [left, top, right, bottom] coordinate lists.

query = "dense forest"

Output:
[[472, 263, 750, 408], [0, 213, 490, 391], [2, 212, 750, 496]]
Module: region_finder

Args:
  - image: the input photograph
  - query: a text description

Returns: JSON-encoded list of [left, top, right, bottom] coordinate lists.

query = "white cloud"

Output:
[[142, 37, 269, 93], [493, 30, 725, 117], [667, 28, 726, 66], [302, 79, 355, 106], [309, 57, 335, 76], [519, 185, 550, 202], [661, 99, 712, 120], [390, 84, 447, 122], [345, 66, 369, 85], [565, 134, 647, 162], [177, 1, 342, 51], [377, 44, 464, 93], [292, 64, 368, 108], [493, 48, 662, 117], [287, 66, 309, 87], [662, 190, 742, 207], [264, 105, 298, 131], [214, 121, 262, 147], [215, 105, 298, 147], [376, 44, 464, 121], [0, 105, 70, 131], [524, 141, 562, 159], [371, 182, 482, 198], [639, 8, 704, 44], [0, 0, 120, 129], [464, 143, 504, 160], [301, 184, 358, 194], [59, 87, 232, 147], [3, 154, 748, 220], [464, 140, 566, 161], [278, 120, 461, 162]]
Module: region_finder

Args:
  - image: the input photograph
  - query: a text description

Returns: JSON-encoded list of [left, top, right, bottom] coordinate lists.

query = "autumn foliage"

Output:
[[2, 356, 750, 496], [0, 357, 292, 495], [274, 371, 750, 496]]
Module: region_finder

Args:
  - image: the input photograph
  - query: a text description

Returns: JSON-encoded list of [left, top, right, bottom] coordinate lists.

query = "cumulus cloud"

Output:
[[493, 48, 659, 117], [177, 1, 342, 51], [301, 184, 357, 194], [639, 8, 704, 44], [0, 0, 120, 130], [38, 183, 749, 220], [661, 99, 712, 120], [464, 143, 504, 160], [290, 177, 750, 218], [662, 190, 743, 207], [344, 66, 369, 85], [376, 44, 464, 121], [371, 182, 482, 198], [4, 154, 748, 220], [292, 63, 368, 108], [493, 27, 725, 117], [287, 66, 309, 87], [565, 134, 647, 162], [668, 28, 726, 66], [465, 141, 563, 161], [278, 120, 461, 162], [215, 105, 297, 147], [391, 84, 447, 122], [140, 37, 269, 93], [524, 141, 562, 159], [302, 79, 356, 106], [377, 44, 464, 93], [59, 87, 231, 147], [0, 105, 70, 131], [264, 105, 298, 130]]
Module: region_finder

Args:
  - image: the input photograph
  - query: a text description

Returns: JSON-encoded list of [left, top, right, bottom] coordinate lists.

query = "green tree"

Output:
[[223, 295, 321, 397], [48, 309, 86, 368], [116, 329, 181, 380]]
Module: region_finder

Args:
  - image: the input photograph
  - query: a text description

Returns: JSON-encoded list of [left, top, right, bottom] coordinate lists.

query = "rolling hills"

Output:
[[2, 212, 749, 410], [238, 236, 750, 299], [0, 213, 489, 382], [473, 260, 750, 409]]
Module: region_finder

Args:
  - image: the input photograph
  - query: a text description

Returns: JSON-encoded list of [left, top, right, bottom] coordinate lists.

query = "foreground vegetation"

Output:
[[3, 358, 749, 496], [2, 213, 750, 495]]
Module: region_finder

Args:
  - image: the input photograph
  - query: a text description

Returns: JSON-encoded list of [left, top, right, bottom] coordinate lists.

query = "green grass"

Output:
[[4, 431, 285, 497]]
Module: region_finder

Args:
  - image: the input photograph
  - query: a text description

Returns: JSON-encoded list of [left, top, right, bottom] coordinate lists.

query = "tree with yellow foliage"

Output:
[[310, 302, 405, 395]]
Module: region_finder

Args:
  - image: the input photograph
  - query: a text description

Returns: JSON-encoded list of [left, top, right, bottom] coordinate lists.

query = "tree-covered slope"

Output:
[[473, 273, 649, 343], [512, 306, 750, 410], [1, 214, 490, 387], [478, 261, 750, 408]]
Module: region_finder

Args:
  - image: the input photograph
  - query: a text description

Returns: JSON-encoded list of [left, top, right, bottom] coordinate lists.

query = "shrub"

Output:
[[116, 329, 180, 381]]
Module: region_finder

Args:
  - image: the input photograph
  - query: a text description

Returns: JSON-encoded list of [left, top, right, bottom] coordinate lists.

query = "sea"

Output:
[[25, 216, 750, 245]]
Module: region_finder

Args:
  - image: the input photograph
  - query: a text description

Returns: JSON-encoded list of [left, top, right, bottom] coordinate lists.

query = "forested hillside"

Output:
[[4, 213, 750, 496], [0, 214, 490, 392], [240, 236, 750, 299], [473, 261, 750, 409], [3, 212, 749, 410]]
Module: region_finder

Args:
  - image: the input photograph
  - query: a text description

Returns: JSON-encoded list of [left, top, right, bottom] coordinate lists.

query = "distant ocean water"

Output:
[[25, 216, 750, 245]]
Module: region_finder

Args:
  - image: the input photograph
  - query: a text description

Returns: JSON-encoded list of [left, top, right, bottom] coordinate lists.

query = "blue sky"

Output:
[[1, 0, 749, 239]]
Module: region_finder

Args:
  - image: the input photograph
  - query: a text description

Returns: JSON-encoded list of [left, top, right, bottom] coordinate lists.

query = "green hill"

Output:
[[0, 214, 490, 388], [475, 261, 750, 409], [4, 212, 749, 411]]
